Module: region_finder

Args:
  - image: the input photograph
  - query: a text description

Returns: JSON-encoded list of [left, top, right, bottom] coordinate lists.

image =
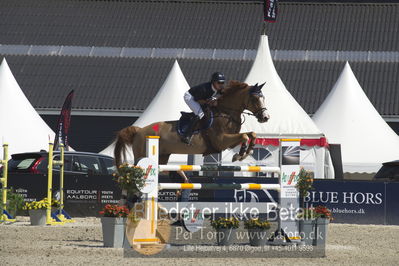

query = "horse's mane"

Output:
[[221, 80, 248, 96]]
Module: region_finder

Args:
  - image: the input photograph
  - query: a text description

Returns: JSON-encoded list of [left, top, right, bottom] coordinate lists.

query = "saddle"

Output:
[[177, 110, 213, 137]]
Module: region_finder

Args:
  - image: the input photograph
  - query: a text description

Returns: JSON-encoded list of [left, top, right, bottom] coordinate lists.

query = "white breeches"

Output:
[[184, 91, 204, 119]]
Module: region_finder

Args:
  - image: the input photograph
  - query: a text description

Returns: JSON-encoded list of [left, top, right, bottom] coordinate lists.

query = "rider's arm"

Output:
[[177, 171, 189, 183]]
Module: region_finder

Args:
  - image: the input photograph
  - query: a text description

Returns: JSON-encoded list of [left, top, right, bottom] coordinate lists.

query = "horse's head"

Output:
[[218, 81, 270, 123], [246, 83, 270, 123]]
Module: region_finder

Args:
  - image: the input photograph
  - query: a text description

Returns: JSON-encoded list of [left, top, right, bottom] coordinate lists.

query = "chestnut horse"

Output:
[[114, 81, 269, 166]]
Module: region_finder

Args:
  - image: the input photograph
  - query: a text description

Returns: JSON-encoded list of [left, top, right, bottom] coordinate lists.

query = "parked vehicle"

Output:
[[1, 151, 121, 216], [374, 160, 399, 181]]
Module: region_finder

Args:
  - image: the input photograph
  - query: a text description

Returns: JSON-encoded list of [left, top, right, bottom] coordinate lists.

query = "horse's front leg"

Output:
[[231, 133, 257, 162], [213, 133, 251, 162], [233, 134, 254, 162], [241, 131, 257, 159], [232, 132, 256, 161]]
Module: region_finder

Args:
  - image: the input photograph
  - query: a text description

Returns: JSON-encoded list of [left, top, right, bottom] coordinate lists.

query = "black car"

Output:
[[2, 151, 121, 216], [8, 150, 116, 175], [374, 160, 399, 181]]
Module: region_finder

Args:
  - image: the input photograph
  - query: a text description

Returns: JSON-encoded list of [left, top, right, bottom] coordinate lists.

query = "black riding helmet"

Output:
[[211, 72, 225, 83]]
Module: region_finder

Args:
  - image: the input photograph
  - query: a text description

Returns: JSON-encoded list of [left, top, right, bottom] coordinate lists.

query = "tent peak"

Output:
[[1, 57, 7, 65], [313, 63, 399, 173]]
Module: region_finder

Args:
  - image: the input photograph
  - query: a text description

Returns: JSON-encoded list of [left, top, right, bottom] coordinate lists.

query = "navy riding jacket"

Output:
[[188, 82, 217, 101]]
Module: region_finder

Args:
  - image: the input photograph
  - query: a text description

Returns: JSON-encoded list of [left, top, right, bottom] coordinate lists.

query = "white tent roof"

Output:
[[312, 62, 399, 173], [0, 58, 55, 160], [240, 35, 323, 138], [133, 60, 190, 127], [101, 60, 190, 164]]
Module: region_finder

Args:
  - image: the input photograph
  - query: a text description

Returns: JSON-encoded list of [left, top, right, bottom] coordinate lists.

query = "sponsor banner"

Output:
[[309, 180, 385, 224], [9, 170, 399, 225], [280, 139, 300, 242], [385, 182, 399, 225], [159, 176, 214, 202], [136, 157, 158, 194], [281, 140, 300, 198], [9, 172, 121, 217]]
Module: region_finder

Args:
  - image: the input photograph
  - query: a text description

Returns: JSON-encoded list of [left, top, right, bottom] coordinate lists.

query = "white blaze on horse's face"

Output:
[[251, 95, 269, 123], [257, 96, 270, 123], [248, 83, 270, 123]]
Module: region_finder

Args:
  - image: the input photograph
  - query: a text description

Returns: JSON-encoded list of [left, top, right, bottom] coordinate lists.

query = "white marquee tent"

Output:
[[312, 62, 399, 174], [218, 35, 333, 179], [101, 60, 190, 164], [0, 58, 56, 160], [240, 35, 324, 138]]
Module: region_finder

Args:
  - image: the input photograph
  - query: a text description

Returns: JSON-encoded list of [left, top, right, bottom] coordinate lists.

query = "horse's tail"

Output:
[[114, 126, 139, 167]]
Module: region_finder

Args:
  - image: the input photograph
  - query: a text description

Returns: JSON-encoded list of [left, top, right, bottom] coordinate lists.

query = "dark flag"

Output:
[[54, 90, 74, 151], [264, 0, 278, 22]]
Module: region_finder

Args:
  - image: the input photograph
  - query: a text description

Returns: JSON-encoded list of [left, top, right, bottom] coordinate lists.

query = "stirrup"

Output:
[[181, 135, 192, 144]]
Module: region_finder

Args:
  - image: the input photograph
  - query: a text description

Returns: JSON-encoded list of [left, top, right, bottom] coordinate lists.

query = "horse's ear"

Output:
[[259, 82, 266, 90], [250, 83, 262, 95]]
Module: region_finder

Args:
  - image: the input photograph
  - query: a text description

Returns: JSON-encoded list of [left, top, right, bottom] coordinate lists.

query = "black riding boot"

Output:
[[182, 116, 200, 144]]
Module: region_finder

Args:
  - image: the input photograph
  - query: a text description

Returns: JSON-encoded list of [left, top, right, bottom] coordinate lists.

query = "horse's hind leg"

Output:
[[159, 154, 170, 165], [133, 136, 146, 165]]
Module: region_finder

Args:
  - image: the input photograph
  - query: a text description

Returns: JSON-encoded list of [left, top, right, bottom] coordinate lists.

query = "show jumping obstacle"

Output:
[[131, 136, 301, 247], [0, 142, 73, 225], [0, 143, 16, 222], [159, 164, 281, 190], [46, 142, 74, 225]]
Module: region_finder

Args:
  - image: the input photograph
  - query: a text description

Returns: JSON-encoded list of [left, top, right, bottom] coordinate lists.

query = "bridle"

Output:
[[213, 96, 268, 125], [208, 85, 268, 125], [243, 92, 268, 121], [247, 107, 267, 120]]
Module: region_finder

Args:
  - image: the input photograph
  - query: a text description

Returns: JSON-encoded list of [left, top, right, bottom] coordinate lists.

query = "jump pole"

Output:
[[160, 183, 280, 191], [0, 143, 16, 222], [159, 165, 281, 173]]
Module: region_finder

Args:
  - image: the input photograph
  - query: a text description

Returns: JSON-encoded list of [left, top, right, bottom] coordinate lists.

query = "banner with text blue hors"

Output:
[[211, 179, 396, 225], [308, 180, 386, 225]]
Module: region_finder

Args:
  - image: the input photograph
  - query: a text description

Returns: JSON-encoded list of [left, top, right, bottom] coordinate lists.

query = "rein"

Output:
[[215, 104, 267, 121], [212, 106, 264, 126], [210, 84, 267, 125], [207, 106, 243, 126]]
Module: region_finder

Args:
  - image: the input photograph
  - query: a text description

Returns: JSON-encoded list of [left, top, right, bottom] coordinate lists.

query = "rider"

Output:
[[182, 72, 226, 144]]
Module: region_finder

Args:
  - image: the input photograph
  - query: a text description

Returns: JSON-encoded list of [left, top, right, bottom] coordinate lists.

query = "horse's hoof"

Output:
[[232, 154, 241, 162]]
